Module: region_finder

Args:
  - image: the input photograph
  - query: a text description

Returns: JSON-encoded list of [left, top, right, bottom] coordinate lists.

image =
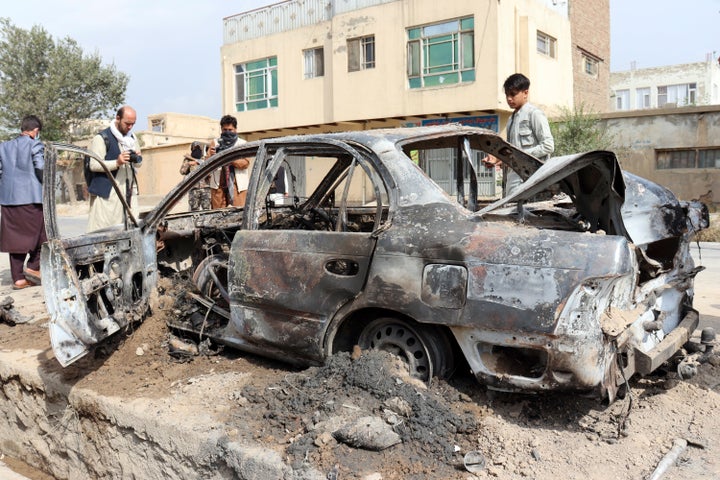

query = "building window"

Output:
[[658, 83, 697, 107], [615, 89, 630, 111], [303, 47, 324, 79], [407, 16, 475, 89], [583, 54, 599, 76], [150, 119, 164, 133], [536, 31, 556, 58], [636, 87, 651, 109], [657, 148, 720, 169], [235, 56, 278, 111], [348, 35, 375, 71]]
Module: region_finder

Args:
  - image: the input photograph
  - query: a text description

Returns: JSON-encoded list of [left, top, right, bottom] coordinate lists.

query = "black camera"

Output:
[[215, 137, 235, 153], [128, 150, 142, 164]]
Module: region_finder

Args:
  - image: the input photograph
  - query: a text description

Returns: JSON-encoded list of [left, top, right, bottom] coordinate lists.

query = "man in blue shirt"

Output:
[[0, 115, 46, 289]]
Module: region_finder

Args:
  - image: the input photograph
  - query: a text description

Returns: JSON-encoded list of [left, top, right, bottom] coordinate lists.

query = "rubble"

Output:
[[0, 297, 32, 326]]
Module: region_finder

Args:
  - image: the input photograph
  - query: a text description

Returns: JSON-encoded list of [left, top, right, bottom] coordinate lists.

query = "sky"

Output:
[[609, 0, 720, 71], [0, 0, 275, 126], [2, 0, 719, 128]]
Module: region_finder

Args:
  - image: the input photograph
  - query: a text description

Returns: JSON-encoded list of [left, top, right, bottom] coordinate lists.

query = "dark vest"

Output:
[[87, 128, 121, 199]]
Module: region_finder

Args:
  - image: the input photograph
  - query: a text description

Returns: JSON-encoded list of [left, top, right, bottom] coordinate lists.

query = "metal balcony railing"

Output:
[[223, 0, 398, 44]]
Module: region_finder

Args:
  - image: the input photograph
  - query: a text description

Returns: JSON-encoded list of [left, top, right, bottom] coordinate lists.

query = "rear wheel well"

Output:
[[327, 308, 462, 379]]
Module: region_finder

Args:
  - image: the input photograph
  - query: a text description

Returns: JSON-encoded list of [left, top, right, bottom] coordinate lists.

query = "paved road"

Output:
[[691, 241, 720, 331]]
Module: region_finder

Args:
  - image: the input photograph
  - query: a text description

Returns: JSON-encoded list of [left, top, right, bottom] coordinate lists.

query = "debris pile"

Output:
[[0, 296, 32, 326]]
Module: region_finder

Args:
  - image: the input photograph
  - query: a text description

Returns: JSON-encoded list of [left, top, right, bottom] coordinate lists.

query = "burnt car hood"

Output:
[[476, 151, 628, 237]]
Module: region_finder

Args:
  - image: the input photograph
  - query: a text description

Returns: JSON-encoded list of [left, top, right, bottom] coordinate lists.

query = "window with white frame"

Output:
[[583, 53, 599, 76], [636, 87, 651, 109], [657, 83, 697, 107], [303, 47, 324, 79], [615, 89, 630, 111], [150, 118, 164, 133], [536, 31, 556, 58], [407, 17, 475, 89], [348, 35, 376, 71], [234, 57, 278, 112]]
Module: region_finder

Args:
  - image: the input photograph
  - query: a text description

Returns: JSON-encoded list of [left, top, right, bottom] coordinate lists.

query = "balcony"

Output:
[[223, 0, 398, 44]]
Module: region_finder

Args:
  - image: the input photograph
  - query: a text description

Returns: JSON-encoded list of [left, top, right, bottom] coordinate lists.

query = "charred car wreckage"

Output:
[[42, 125, 709, 401]]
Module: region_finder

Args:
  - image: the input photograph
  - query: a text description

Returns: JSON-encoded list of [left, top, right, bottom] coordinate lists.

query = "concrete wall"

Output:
[[133, 113, 220, 198], [143, 113, 218, 147], [601, 105, 720, 206], [500, 0, 573, 117], [134, 143, 192, 200]]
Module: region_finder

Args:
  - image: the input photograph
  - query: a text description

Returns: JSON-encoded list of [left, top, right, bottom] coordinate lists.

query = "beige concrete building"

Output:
[[610, 55, 720, 112], [135, 113, 219, 199], [220, 0, 604, 140], [601, 105, 720, 207]]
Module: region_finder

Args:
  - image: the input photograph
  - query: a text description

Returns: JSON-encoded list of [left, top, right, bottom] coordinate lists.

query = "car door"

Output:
[[41, 143, 157, 366], [227, 141, 388, 361]]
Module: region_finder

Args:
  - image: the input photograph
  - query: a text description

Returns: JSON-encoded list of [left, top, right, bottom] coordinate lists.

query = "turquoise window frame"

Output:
[[407, 17, 474, 89], [234, 56, 279, 112]]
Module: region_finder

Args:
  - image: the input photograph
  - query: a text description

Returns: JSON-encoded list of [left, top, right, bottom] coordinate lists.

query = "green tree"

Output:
[[550, 103, 615, 156], [0, 18, 128, 141]]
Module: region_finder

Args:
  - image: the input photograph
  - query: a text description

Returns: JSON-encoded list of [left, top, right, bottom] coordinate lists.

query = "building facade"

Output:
[[610, 55, 720, 112], [568, 0, 610, 112], [600, 105, 720, 207], [220, 0, 604, 140], [134, 113, 220, 198]]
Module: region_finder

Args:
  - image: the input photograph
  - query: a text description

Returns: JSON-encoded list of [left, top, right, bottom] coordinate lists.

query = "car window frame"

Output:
[[244, 140, 389, 234]]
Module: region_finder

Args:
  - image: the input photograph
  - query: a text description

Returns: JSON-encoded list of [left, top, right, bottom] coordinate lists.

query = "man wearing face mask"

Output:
[[179, 141, 211, 211], [206, 115, 249, 208], [0, 115, 46, 290]]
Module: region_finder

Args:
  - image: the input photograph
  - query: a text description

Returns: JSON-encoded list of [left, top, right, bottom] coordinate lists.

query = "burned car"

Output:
[[42, 125, 709, 401]]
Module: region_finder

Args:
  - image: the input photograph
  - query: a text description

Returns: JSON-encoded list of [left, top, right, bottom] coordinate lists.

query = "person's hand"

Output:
[[207, 145, 216, 157], [483, 155, 502, 168], [117, 151, 131, 165], [231, 158, 250, 170]]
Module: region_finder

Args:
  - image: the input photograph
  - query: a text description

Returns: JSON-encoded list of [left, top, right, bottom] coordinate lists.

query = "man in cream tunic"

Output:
[[86, 106, 142, 231]]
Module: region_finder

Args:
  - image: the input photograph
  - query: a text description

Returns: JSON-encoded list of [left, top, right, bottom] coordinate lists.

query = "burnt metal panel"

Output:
[[421, 264, 467, 309], [622, 172, 689, 246], [228, 229, 375, 360]]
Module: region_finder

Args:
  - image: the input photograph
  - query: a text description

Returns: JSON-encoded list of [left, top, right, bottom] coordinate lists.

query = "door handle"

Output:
[[325, 259, 359, 276]]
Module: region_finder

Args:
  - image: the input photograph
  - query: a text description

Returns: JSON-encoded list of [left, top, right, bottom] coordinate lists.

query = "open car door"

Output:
[[41, 143, 157, 366]]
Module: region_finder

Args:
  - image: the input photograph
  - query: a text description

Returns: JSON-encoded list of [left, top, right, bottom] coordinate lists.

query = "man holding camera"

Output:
[[87, 105, 142, 231], [206, 114, 249, 208]]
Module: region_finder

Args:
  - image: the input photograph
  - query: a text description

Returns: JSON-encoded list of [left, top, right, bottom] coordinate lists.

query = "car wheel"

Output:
[[357, 317, 454, 381], [192, 253, 229, 308]]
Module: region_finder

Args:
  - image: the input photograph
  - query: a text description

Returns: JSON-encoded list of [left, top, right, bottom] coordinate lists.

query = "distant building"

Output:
[[135, 113, 219, 198], [610, 54, 720, 112], [600, 105, 720, 207]]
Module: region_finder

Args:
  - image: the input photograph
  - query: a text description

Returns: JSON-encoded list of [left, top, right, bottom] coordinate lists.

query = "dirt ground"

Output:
[[1, 272, 719, 480]]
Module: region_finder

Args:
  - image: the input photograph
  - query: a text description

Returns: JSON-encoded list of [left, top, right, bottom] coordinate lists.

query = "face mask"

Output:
[[221, 130, 237, 143], [34, 132, 40, 140], [191, 148, 202, 160], [217, 130, 238, 151]]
